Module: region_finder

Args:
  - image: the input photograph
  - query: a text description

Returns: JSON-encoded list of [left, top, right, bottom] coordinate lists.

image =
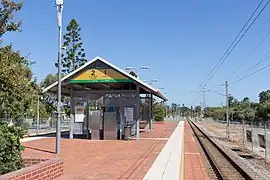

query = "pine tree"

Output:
[[55, 19, 87, 74]]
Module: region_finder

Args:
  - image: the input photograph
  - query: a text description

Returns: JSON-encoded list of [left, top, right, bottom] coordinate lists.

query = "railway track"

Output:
[[188, 119, 253, 180]]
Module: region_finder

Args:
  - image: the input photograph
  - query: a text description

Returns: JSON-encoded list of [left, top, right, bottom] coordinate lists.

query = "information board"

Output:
[[124, 107, 134, 122], [75, 106, 85, 122]]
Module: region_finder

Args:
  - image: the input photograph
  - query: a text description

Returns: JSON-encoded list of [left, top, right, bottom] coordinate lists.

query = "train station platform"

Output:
[[182, 121, 209, 180], [143, 120, 209, 180], [21, 120, 209, 180]]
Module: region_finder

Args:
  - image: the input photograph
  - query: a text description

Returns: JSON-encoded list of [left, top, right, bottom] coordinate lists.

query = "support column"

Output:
[[69, 88, 74, 139], [86, 99, 90, 139], [120, 91, 124, 139], [149, 93, 153, 131], [136, 85, 140, 140]]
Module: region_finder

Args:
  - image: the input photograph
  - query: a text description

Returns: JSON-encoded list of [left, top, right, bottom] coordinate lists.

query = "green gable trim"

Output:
[[69, 79, 132, 83]]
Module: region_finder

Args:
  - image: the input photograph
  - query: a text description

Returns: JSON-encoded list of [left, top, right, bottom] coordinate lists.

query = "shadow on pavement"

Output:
[[24, 145, 55, 154]]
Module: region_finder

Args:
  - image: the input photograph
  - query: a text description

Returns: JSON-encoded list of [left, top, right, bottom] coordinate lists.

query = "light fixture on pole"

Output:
[[125, 66, 150, 78], [146, 79, 159, 85], [55, 0, 63, 155]]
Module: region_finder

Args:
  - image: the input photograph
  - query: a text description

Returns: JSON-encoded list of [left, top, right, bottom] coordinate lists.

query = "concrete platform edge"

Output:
[[143, 121, 184, 180]]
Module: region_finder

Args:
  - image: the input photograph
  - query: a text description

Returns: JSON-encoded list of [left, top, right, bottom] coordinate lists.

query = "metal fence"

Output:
[[0, 116, 70, 136], [199, 118, 270, 161]]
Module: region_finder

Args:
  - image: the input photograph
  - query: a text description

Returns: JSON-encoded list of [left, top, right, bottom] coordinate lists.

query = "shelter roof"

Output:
[[42, 57, 167, 101]]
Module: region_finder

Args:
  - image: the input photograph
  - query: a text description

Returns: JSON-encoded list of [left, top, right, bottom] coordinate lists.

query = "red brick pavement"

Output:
[[140, 122, 177, 138], [183, 122, 209, 180], [22, 122, 178, 180]]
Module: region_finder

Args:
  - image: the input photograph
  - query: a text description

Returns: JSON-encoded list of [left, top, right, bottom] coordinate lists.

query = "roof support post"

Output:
[[149, 93, 153, 131], [136, 85, 140, 140], [86, 96, 90, 139], [120, 90, 124, 140], [69, 88, 74, 139]]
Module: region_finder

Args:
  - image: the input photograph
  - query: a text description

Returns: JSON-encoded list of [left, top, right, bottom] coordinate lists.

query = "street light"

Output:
[[140, 66, 150, 70], [55, 0, 63, 155], [144, 79, 159, 85], [124, 66, 150, 78]]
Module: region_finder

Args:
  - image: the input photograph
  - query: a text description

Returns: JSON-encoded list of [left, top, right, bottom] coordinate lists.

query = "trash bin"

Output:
[[99, 129, 104, 140]]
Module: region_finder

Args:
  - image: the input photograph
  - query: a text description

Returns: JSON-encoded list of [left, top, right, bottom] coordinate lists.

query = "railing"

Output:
[[0, 116, 71, 136]]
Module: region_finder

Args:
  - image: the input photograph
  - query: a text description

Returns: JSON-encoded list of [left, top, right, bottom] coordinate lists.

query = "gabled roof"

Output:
[[42, 56, 167, 101]]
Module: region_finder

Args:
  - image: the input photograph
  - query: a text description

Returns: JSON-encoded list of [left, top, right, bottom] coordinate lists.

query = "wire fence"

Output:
[[198, 118, 270, 161], [0, 115, 70, 136]]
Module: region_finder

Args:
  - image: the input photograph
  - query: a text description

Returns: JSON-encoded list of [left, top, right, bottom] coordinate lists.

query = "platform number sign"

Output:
[[70, 68, 131, 83], [90, 69, 107, 77], [91, 70, 96, 76]]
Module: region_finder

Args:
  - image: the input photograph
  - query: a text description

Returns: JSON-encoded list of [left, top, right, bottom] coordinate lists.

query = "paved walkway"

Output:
[[182, 121, 209, 180], [143, 121, 184, 180], [22, 121, 178, 180], [21, 121, 210, 180]]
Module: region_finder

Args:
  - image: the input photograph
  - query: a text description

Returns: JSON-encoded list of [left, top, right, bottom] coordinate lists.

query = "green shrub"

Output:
[[0, 124, 25, 175], [154, 106, 165, 122]]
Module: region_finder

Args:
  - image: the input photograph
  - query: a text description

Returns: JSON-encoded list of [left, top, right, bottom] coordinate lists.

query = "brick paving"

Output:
[[140, 122, 177, 138], [22, 121, 178, 180], [183, 122, 209, 180]]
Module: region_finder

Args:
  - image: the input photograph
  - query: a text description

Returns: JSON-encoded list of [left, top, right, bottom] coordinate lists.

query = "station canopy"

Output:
[[42, 57, 167, 101]]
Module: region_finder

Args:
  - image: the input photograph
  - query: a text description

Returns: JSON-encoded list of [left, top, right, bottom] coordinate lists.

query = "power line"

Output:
[[200, 0, 269, 88], [231, 62, 270, 85], [232, 55, 270, 80], [199, 0, 264, 87], [203, 0, 270, 87], [190, 88, 210, 110], [206, 84, 225, 87], [232, 28, 270, 76], [208, 89, 226, 97]]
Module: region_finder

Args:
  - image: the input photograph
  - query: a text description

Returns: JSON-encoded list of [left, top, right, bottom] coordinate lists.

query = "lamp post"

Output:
[[143, 79, 159, 86], [56, 0, 63, 155], [125, 66, 150, 78]]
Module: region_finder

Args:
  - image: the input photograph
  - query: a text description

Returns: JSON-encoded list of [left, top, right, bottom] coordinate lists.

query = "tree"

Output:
[[40, 74, 57, 115], [204, 107, 225, 120], [195, 106, 202, 113], [55, 19, 87, 74], [153, 102, 165, 121], [0, 45, 37, 120], [129, 71, 137, 78], [171, 103, 177, 117], [0, 0, 23, 39], [259, 90, 270, 103]]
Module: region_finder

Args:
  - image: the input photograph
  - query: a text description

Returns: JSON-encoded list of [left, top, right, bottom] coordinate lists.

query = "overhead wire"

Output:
[[199, 0, 265, 87], [199, 0, 269, 88], [232, 54, 270, 81], [208, 89, 226, 97], [230, 62, 270, 85], [202, 0, 270, 88], [232, 28, 270, 77]]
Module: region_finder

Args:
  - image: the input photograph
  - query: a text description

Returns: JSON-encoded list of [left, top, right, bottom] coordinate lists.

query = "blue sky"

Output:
[[4, 0, 270, 107]]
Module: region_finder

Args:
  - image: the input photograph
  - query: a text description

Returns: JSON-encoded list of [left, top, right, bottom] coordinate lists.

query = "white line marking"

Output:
[[143, 121, 184, 180]]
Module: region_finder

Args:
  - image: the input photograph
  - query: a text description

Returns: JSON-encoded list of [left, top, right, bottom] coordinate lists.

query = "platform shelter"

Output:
[[42, 57, 166, 140]]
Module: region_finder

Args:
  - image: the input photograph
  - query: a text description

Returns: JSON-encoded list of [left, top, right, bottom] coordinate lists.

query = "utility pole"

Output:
[[225, 80, 230, 140], [190, 87, 209, 117], [56, 0, 64, 155]]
